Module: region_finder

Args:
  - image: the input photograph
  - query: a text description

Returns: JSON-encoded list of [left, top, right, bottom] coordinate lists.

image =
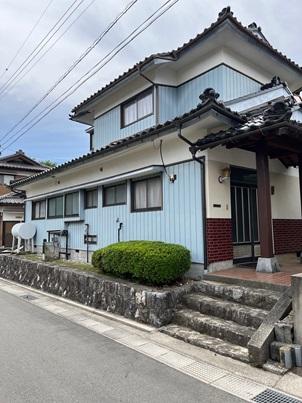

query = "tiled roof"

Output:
[[189, 99, 302, 167], [0, 150, 48, 171], [0, 163, 46, 171], [12, 89, 244, 188], [0, 192, 25, 205], [71, 7, 302, 115], [190, 99, 294, 151]]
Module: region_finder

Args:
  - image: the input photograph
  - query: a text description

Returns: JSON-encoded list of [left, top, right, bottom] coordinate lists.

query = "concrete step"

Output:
[[182, 293, 268, 329], [194, 281, 280, 310], [160, 324, 249, 363], [174, 308, 255, 347]]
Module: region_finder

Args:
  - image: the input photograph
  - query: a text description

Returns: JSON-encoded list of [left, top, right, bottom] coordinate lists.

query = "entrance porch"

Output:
[[191, 99, 302, 274], [205, 253, 302, 288]]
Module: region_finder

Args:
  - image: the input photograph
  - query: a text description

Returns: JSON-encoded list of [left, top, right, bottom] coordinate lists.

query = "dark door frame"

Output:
[[230, 166, 260, 264]]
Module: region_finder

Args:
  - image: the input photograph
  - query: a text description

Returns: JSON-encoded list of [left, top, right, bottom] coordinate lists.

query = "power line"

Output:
[[5, 0, 98, 96], [0, 0, 55, 81], [1, 0, 179, 152], [1, 0, 178, 150], [0, 0, 138, 143], [0, 0, 84, 97]]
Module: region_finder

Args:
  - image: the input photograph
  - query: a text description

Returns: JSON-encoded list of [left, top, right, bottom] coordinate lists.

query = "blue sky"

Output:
[[0, 0, 301, 164]]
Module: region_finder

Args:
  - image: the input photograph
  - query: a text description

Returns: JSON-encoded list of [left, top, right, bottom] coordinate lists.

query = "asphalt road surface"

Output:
[[0, 289, 245, 403]]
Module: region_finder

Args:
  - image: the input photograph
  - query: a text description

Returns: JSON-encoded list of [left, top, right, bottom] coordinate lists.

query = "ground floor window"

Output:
[[32, 199, 46, 219], [103, 182, 127, 206], [65, 192, 79, 217], [131, 175, 162, 212], [85, 188, 98, 209], [48, 196, 63, 218]]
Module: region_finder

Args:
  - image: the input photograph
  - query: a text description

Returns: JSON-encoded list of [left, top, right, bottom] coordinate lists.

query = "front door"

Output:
[[3, 221, 15, 248], [231, 168, 260, 263]]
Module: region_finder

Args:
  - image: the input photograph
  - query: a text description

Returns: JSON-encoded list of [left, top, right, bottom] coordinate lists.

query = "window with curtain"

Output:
[[121, 88, 153, 127], [32, 199, 46, 219], [0, 174, 15, 185], [65, 192, 79, 217], [85, 188, 98, 209], [132, 175, 162, 212], [103, 183, 127, 206], [48, 196, 63, 218]]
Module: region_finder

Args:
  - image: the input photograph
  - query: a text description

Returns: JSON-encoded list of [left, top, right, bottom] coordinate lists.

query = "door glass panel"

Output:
[[250, 188, 259, 242], [243, 187, 250, 242], [236, 187, 243, 243], [231, 186, 237, 243], [231, 168, 260, 261]]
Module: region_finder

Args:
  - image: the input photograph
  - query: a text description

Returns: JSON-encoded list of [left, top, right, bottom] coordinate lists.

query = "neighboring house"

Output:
[[12, 8, 302, 275], [0, 150, 47, 247]]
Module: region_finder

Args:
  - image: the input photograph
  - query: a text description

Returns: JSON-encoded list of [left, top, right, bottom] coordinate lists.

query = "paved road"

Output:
[[0, 290, 244, 403]]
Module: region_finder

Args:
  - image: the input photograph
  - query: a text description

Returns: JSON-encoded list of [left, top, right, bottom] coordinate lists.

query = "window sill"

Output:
[[131, 207, 162, 213], [64, 216, 83, 223], [121, 112, 154, 129]]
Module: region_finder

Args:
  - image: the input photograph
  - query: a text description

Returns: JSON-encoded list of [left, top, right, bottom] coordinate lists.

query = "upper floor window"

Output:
[[32, 199, 46, 220], [85, 188, 98, 209], [48, 196, 63, 218], [131, 175, 162, 212], [121, 88, 153, 127], [103, 182, 127, 206], [0, 174, 15, 185], [65, 192, 79, 217]]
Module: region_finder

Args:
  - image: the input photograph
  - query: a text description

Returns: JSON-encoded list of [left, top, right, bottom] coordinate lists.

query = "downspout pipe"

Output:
[[137, 67, 160, 125], [85, 223, 89, 263], [177, 126, 208, 271]]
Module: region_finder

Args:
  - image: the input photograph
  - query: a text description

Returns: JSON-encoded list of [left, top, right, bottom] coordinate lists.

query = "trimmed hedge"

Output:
[[92, 241, 191, 285]]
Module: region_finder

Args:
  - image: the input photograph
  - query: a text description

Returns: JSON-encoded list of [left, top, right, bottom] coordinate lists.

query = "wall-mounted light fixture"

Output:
[[218, 167, 231, 183]]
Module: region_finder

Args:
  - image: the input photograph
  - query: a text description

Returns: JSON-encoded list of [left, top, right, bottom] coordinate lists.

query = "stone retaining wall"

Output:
[[0, 255, 194, 327]]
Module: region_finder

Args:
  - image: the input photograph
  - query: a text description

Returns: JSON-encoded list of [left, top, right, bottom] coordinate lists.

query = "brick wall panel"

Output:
[[206, 218, 233, 263], [273, 219, 302, 254]]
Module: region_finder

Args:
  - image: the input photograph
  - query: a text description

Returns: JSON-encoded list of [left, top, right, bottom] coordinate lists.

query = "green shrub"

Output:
[[91, 241, 191, 285]]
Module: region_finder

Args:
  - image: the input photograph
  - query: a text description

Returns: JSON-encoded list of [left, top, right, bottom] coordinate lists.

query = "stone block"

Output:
[[256, 257, 280, 273], [274, 320, 294, 343], [0, 255, 195, 328], [292, 273, 302, 344]]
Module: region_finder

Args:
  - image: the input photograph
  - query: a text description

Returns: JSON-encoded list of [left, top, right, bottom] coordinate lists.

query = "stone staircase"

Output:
[[160, 279, 281, 363]]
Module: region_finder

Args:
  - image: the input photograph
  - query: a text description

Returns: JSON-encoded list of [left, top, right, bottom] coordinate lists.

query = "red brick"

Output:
[[273, 219, 302, 254], [207, 218, 233, 263]]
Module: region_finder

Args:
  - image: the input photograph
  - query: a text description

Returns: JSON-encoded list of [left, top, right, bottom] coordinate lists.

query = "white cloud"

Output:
[[0, 0, 301, 162]]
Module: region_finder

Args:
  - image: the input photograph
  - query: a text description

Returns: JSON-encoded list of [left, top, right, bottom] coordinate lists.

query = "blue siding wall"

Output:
[[159, 65, 261, 122], [94, 106, 155, 150], [27, 161, 204, 263], [93, 65, 260, 149], [221, 66, 260, 102], [158, 86, 177, 123]]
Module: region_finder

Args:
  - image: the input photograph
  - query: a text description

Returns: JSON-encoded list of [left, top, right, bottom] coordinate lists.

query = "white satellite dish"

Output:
[[11, 223, 36, 253], [12, 223, 23, 238], [18, 223, 36, 240]]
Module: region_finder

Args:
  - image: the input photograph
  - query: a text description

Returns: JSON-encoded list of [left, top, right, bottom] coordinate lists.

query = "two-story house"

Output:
[[0, 150, 46, 247], [12, 8, 302, 276]]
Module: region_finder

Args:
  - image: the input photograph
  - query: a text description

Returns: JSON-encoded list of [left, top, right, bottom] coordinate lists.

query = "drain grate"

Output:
[[253, 389, 302, 403], [20, 294, 38, 301]]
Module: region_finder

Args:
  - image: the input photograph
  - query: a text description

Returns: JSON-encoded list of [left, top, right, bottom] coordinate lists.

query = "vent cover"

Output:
[[253, 389, 302, 403]]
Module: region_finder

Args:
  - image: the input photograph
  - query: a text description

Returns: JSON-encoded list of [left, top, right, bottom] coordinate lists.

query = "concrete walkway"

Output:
[[0, 278, 301, 402]]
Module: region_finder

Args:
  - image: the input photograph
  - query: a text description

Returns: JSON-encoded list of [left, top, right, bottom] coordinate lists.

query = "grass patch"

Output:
[[21, 253, 98, 274]]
